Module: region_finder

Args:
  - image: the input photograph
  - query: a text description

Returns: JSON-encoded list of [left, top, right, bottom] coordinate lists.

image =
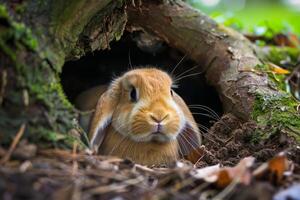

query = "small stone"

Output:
[[13, 141, 37, 160]]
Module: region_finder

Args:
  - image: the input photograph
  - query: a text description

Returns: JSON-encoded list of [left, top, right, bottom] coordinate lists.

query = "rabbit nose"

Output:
[[150, 114, 169, 123], [155, 123, 162, 133]]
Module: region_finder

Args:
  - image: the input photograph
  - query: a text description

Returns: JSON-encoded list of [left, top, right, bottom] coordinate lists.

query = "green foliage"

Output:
[[189, 1, 300, 36], [264, 47, 300, 67]]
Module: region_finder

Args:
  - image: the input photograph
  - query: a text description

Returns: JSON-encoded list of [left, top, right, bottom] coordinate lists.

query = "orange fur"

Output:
[[100, 126, 179, 166], [81, 67, 201, 166]]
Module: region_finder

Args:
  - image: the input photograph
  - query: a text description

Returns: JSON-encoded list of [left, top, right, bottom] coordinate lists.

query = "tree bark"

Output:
[[0, 0, 127, 146], [0, 0, 299, 146]]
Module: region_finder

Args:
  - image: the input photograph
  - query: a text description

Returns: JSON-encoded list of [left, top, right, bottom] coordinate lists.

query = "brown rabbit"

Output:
[[86, 67, 201, 166]]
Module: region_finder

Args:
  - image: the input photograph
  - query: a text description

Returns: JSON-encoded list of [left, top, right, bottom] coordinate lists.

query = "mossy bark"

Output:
[[0, 0, 299, 147], [0, 0, 127, 147]]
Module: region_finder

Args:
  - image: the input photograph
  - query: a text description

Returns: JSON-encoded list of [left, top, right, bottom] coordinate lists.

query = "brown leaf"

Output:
[[253, 152, 292, 185], [215, 157, 254, 188], [192, 157, 254, 188], [216, 169, 231, 188]]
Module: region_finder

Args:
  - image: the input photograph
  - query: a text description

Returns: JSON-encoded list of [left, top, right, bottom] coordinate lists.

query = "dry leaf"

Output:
[[215, 157, 254, 188], [253, 152, 292, 184], [273, 33, 300, 48], [192, 157, 254, 188], [192, 164, 220, 182], [267, 62, 290, 75]]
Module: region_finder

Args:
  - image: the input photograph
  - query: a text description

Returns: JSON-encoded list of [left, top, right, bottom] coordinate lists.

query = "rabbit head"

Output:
[[89, 67, 201, 156]]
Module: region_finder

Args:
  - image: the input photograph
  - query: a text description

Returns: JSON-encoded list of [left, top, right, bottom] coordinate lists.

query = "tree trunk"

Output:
[[0, 0, 299, 146], [0, 0, 127, 146]]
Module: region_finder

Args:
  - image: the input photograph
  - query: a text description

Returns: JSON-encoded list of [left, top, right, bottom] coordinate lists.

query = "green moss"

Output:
[[12, 22, 38, 51], [249, 129, 273, 144], [0, 3, 79, 148], [252, 92, 300, 142], [255, 63, 289, 91], [50, 80, 73, 109]]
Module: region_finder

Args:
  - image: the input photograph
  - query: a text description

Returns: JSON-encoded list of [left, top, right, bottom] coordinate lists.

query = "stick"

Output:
[[0, 123, 26, 164]]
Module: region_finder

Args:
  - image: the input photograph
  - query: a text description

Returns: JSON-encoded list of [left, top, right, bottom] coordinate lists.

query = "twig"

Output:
[[87, 176, 144, 194], [72, 142, 79, 176], [0, 123, 26, 164]]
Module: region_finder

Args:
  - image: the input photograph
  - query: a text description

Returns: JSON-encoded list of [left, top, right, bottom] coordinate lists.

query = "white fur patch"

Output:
[[167, 98, 186, 136], [90, 114, 112, 148]]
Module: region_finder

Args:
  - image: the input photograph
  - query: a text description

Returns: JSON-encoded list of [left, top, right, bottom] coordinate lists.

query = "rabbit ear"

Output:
[[172, 91, 201, 156], [177, 123, 201, 156], [89, 80, 120, 153]]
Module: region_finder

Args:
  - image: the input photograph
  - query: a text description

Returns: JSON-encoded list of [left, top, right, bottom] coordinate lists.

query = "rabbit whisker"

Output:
[[128, 49, 133, 69], [178, 133, 196, 156], [171, 54, 187, 75], [109, 132, 127, 156], [188, 105, 233, 131], [188, 105, 220, 119], [190, 112, 219, 122], [173, 64, 199, 81], [178, 132, 200, 154], [177, 140, 185, 158], [173, 71, 203, 82]]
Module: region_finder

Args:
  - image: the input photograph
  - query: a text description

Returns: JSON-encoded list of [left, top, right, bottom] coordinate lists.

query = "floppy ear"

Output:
[[89, 80, 121, 153], [172, 92, 201, 157], [177, 123, 201, 156]]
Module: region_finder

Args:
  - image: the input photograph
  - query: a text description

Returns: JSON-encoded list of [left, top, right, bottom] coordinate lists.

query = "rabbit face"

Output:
[[112, 68, 185, 143]]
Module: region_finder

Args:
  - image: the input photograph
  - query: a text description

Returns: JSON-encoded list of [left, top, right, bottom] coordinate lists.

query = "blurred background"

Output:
[[187, 0, 300, 101], [187, 0, 300, 35]]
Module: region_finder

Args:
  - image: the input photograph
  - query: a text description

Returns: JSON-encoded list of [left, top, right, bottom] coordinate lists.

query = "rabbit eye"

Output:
[[130, 87, 137, 102]]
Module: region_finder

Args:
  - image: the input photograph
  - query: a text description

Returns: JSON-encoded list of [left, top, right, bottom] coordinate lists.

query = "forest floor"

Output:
[[1, 114, 300, 200]]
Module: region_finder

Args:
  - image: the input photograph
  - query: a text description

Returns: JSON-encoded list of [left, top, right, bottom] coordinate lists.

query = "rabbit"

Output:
[[86, 67, 201, 166]]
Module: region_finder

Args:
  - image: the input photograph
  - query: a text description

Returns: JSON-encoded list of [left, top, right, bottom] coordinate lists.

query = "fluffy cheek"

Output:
[[163, 115, 181, 138], [111, 105, 133, 137], [166, 99, 185, 136], [130, 112, 152, 138]]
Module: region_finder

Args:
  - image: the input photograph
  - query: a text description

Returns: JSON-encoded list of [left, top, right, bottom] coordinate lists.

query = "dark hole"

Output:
[[61, 31, 223, 129]]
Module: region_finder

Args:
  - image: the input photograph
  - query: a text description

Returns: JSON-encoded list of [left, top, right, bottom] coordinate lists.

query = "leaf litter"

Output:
[[0, 114, 300, 200]]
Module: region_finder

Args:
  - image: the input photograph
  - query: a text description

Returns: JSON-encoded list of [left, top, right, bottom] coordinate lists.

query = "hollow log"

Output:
[[0, 0, 299, 146], [128, 1, 300, 141]]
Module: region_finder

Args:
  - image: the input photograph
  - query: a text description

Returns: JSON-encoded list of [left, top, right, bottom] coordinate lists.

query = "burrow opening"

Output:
[[61, 32, 223, 129]]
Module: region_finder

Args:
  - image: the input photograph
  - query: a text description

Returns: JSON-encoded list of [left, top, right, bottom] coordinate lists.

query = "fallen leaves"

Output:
[[0, 140, 298, 200], [253, 152, 293, 184], [191, 153, 293, 189]]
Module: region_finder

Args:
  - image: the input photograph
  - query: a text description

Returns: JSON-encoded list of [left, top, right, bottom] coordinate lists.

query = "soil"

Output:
[[1, 114, 299, 200]]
